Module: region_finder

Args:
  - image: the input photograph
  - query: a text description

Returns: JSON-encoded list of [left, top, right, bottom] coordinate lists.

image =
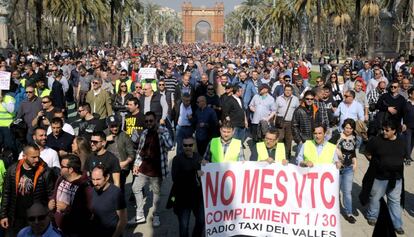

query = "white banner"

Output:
[[201, 162, 341, 237], [0, 71, 11, 90], [138, 68, 157, 80]]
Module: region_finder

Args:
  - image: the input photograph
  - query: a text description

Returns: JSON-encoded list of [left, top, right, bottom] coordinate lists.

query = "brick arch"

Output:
[[193, 19, 213, 32], [182, 2, 224, 44]]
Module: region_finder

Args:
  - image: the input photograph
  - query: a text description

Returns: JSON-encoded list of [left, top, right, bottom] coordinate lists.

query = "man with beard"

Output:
[[124, 97, 145, 145], [343, 70, 359, 93], [292, 91, 324, 159], [48, 154, 93, 236], [129, 111, 173, 227], [18, 127, 60, 171], [0, 144, 55, 236], [85, 131, 121, 188], [105, 115, 135, 193], [202, 120, 244, 163], [73, 103, 105, 140], [91, 165, 127, 237]]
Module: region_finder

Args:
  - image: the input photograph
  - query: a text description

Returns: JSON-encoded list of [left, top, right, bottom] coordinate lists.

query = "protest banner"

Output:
[[138, 68, 157, 80], [201, 162, 341, 237], [0, 71, 11, 90]]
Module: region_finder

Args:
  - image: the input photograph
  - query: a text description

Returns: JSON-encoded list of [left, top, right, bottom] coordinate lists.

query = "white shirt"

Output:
[[47, 123, 75, 136], [18, 147, 61, 169], [232, 95, 243, 108]]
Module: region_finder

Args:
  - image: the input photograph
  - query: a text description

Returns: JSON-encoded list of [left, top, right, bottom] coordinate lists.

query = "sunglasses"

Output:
[[41, 101, 50, 104], [120, 85, 127, 87], [28, 214, 48, 222], [390, 86, 398, 89], [159, 84, 165, 86], [92, 81, 99, 85], [25, 91, 34, 94], [145, 119, 154, 123], [305, 97, 314, 101], [90, 140, 102, 144], [78, 110, 84, 113], [183, 144, 194, 147]]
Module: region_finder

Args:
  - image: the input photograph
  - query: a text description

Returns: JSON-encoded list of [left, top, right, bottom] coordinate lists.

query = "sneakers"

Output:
[[128, 216, 146, 225], [152, 215, 161, 227], [367, 219, 376, 226], [395, 228, 405, 235], [345, 215, 356, 224]]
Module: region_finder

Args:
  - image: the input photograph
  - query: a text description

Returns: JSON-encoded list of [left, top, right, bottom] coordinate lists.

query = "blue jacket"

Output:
[[243, 79, 261, 110]]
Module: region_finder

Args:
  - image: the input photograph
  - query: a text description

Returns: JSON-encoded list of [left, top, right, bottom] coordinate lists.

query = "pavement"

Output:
[[123, 141, 414, 237]]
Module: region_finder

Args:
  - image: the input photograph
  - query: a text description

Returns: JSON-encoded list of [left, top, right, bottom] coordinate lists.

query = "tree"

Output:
[[47, 0, 109, 48], [362, 0, 380, 58]]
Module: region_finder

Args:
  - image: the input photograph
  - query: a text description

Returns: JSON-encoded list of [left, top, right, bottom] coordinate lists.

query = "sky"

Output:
[[142, 0, 244, 14]]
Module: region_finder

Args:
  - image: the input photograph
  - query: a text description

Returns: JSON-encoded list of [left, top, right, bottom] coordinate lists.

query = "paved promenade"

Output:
[[123, 143, 414, 237]]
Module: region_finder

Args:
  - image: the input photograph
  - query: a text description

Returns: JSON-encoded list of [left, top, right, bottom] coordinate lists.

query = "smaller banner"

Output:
[[138, 68, 157, 80], [201, 162, 341, 237], [0, 71, 11, 90]]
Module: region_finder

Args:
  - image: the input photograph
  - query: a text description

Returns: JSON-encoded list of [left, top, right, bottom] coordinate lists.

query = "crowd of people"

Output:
[[0, 44, 411, 236]]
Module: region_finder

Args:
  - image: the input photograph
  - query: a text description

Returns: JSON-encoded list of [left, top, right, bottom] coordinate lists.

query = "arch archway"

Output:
[[195, 21, 211, 42], [182, 2, 224, 43]]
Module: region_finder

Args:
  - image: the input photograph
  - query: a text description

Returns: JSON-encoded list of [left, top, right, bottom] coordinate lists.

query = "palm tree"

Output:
[[239, 0, 267, 46], [34, 0, 42, 50], [354, 0, 362, 54], [362, 0, 380, 58], [333, 13, 351, 57], [47, 0, 109, 48], [290, 0, 346, 55]]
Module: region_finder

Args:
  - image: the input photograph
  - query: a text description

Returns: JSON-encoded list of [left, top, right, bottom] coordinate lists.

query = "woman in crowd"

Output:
[[336, 118, 357, 224], [71, 136, 93, 172]]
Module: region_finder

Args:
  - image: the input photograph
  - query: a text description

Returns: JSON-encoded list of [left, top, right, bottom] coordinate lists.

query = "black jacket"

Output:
[[0, 159, 55, 225], [222, 96, 245, 128]]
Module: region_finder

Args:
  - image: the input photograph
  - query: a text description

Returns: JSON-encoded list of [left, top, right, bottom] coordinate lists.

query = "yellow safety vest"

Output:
[[35, 88, 51, 98], [303, 140, 336, 165], [20, 79, 27, 88], [210, 137, 241, 163], [115, 79, 133, 93], [140, 79, 158, 92], [0, 95, 15, 127], [257, 142, 286, 162]]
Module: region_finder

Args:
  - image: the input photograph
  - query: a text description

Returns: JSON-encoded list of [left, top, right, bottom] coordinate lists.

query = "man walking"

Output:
[[364, 120, 406, 235], [129, 111, 173, 227]]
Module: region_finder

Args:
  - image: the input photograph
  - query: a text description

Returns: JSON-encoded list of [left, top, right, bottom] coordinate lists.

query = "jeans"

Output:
[[0, 127, 14, 150], [340, 166, 354, 215], [175, 204, 205, 237], [367, 178, 403, 229], [233, 127, 246, 143], [176, 125, 194, 154], [120, 169, 130, 194], [132, 173, 162, 218], [403, 128, 414, 159]]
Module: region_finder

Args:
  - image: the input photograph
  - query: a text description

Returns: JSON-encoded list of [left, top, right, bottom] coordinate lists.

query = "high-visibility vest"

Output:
[[0, 159, 5, 203], [210, 137, 241, 163], [35, 88, 51, 98], [0, 95, 15, 127], [20, 79, 27, 88], [256, 142, 286, 162], [140, 79, 158, 92], [303, 140, 336, 164], [115, 79, 133, 93]]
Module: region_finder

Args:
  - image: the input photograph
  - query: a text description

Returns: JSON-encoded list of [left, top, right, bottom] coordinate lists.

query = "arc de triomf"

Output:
[[182, 2, 224, 43]]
